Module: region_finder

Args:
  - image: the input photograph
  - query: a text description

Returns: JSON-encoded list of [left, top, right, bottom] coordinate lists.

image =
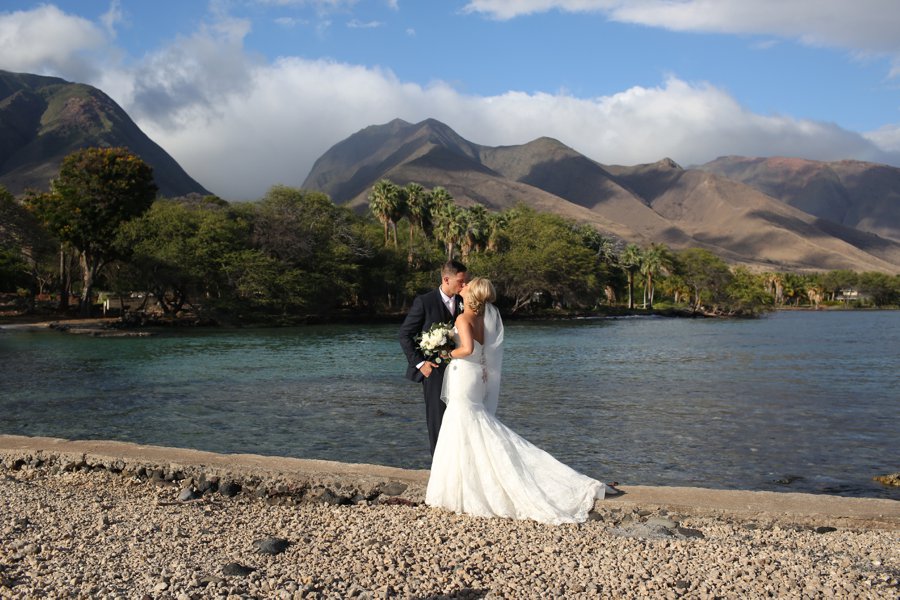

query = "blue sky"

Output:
[[2, 0, 900, 200]]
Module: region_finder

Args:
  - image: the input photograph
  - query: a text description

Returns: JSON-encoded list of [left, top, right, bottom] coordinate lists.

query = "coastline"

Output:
[[1, 435, 897, 530], [2, 435, 898, 597], [1, 302, 893, 336]]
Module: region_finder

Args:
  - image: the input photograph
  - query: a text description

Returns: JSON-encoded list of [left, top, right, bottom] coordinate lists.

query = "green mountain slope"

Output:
[[0, 70, 208, 198]]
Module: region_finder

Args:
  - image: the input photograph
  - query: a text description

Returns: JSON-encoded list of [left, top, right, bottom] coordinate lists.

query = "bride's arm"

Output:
[[450, 314, 475, 358]]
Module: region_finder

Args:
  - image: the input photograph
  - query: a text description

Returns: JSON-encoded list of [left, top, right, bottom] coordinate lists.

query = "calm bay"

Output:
[[1, 310, 897, 499]]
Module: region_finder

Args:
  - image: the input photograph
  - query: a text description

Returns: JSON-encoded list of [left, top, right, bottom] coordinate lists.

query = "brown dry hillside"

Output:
[[303, 118, 900, 273], [698, 156, 900, 242]]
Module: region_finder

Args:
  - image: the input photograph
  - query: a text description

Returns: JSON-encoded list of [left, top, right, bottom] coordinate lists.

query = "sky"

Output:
[[2, 1, 900, 200]]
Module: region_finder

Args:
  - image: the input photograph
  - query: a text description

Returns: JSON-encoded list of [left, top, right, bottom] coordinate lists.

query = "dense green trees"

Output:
[[469, 208, 601, 312], [115, 187, 381, 320], [115, 196, 247, 314], [26, 147, 158, 314], [0, 186, 54, 300], [3, 157, 899, 320]]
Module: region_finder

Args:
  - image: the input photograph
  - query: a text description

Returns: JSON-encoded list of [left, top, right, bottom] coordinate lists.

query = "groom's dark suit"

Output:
[[399, 288, 462, 455]]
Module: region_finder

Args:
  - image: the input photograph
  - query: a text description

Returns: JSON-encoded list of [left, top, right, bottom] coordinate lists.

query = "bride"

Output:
[[425, 277, 617, 525]]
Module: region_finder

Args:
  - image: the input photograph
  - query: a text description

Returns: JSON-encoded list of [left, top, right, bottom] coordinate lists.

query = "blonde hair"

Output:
[[464, 277, 496, 315]]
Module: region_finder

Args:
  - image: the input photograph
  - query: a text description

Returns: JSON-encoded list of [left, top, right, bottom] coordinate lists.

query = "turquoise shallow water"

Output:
[[1, 310, 898, 499]]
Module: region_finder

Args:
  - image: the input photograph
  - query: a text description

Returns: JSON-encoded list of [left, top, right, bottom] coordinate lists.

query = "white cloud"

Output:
[[347, 19, 382, 28], [2, 3, 899, 201], [141, 59, 896, 199], [446, 77, 890, 168], [121, 17, 258, 129], [100, 0, 124, 37], [274, 16, 307, 27], [256, 0, 358, 8], [462, 0, 615, 21], [0, 5, 108, 80], [465, 1, 900, 58], [865, 124, 900, 154]]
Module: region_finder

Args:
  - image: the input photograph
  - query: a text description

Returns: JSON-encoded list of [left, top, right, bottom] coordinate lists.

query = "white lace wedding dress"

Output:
[[425, 304, 607, 525]]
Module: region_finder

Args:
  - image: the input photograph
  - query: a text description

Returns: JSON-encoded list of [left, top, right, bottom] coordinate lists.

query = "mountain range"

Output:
[[0, 70, 207, 198], [1, 68, 898, 274], [304, 118, 900, 273]]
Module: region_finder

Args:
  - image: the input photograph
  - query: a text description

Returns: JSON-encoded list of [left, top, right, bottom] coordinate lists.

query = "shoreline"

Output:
[[2, 435, 897, 531], [1, 303, 895, 337], [2, 435, 898, 597]]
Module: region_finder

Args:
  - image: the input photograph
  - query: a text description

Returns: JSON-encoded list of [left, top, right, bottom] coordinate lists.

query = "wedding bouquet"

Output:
[[417, 321, 455, 363]]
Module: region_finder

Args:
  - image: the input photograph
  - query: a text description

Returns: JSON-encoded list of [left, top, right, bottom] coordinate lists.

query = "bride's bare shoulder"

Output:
[[456, 311, 475, 324]]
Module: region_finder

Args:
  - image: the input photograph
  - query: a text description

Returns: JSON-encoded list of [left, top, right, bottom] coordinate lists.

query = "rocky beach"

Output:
[[0, 435, 897, 599]]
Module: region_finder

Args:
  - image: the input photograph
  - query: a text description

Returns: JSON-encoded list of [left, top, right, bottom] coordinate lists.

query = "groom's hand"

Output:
[[420, 361, 438, 377]]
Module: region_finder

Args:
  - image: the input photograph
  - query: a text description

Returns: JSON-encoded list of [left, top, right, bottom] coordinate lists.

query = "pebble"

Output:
[[0, 466, 897, 598]]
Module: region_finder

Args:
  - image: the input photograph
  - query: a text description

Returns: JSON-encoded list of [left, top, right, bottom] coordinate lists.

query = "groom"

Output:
[[399, 260, 468, 455]]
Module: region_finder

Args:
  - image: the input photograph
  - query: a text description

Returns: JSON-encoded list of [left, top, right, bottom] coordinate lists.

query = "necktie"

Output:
[[447, 299, 455, 316]]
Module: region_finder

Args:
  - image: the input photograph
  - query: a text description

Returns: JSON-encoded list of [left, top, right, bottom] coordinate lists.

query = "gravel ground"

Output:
[[1, 465, 898, 599]]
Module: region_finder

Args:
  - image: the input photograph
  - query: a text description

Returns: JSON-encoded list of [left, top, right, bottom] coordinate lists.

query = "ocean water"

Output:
[[1, 310, 897, 499]]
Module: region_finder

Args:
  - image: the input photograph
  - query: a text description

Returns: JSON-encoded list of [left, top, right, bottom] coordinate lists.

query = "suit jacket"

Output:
[[399, 288, 462, 383]]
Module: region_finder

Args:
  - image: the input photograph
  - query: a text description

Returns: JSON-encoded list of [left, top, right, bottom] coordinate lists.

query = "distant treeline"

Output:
[[1, 150, 898, 322]]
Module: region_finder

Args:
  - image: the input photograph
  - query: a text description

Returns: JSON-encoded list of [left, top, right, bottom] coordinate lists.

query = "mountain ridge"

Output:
[[304, 118, 900, 273], [0, 69, 208, 198], [697, 155, 900, 242]]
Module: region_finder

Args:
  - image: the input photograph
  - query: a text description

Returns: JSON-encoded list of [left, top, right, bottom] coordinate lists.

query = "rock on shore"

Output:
[[1, 456, 898, 597]]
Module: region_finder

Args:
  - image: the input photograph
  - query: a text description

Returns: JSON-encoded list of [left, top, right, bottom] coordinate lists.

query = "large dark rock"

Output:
[[254, 537, 291, 555], [221, 562, 256, 577], [219, 481, 241, 497]]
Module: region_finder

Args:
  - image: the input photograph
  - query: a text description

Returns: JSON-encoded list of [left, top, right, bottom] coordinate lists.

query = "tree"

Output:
[[460, 204, 489, 259], [619, 243, 642, 309], [27, 147, 157, 314], [249, 186, 370, 314], [474, 208, 599, 313], [857, 271, 900, 307], [659, 273, 691, 305], [0, 186, 56, 304], [253, 186, 341, 265], [403, 183, 429, 248], [820, 269, 858, 302], [762, 272, 785, 305], [368, 179, 399, 246], [674, 248, 733, 313], [726, 267, 772, 315], [639, 243, 673, 309], [430, 190, 465, 259], [386, 186, 406, 248], [780, 272, 808, 306], [485, 211, 509, 253], [117, 198, 248, 315]]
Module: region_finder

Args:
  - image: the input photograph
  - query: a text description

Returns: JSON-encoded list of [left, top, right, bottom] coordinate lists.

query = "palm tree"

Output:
[[386, 187, 406, 249], [763, 272, 785, 305], [640, 243, 673, 309], [461, 204, 489, 259], [485, 211, 508, 252], [427, 187, 451, 241], [578, 224, 620, 277], [431, 192, 465, 260], [404, 183, 428, 243], [368, 179, 398, 246], [619, 243, 642, 309]]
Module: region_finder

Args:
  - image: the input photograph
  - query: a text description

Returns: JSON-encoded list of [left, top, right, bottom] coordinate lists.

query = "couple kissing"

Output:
[[399, 260, 619, 525]]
